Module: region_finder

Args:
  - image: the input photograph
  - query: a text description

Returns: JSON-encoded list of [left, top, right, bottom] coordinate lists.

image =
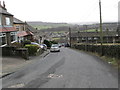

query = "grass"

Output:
[[75, 43, 120, 46], [31, 25, 52, 30], [31, 24, 71, 30], [101, 56, 119, 68], [71, 47, 120, 69], [52, 37, 60, 40], [91, 52, 119, 68], [79, 29, 100, 32], [53, 31, 66, 33]]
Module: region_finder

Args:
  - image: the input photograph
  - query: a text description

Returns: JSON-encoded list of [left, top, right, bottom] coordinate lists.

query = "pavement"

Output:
[[2, 47, 118, 88], [0, 50, 50, 78]]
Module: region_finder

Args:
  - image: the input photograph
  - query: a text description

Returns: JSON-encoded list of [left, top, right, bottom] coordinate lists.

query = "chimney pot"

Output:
[[3, 1, 5, 8], [0, 1, 1, 6]]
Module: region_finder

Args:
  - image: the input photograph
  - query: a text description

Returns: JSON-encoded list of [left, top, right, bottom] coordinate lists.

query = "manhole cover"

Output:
[[8, 83, 25, 88], [48, 74, 63, 79]]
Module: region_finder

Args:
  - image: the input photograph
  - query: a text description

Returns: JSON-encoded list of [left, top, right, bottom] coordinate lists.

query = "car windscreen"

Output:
[[51, 44, 59, 47]]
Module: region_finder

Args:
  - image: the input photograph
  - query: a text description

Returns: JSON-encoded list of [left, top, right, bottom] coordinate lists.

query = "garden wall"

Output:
[[73, 44, 120, 59]]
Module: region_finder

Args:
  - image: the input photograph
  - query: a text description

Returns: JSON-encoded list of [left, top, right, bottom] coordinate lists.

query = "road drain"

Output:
[[8, 83, 25, 88], [48, 74, 63, 79]]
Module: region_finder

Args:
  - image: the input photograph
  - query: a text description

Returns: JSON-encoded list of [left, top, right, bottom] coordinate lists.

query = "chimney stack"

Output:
[[3, 1, 5, 8], [0, 1, 2, 7]]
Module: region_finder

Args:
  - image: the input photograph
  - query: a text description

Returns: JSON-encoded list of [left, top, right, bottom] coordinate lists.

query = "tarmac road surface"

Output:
[[2, 47, 118, 88]]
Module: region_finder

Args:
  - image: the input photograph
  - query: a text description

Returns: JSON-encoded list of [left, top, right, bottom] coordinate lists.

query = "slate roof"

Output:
[[71, 31, 118, 38], [17, 31, 34, 37], [13, 17, 24, 24], [25, 22, 38, 34], [0, 4, 13, 16]]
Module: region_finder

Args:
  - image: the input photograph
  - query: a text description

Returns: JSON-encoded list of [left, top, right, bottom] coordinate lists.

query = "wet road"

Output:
[[2, 47, 118, 88]]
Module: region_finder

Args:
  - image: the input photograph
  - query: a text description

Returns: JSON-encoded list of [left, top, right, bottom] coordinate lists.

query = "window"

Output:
[[0, 33, 6, 46], [15, 26, 19, 31], [5, 17, 11, 25], [11, 32, 17, 42]]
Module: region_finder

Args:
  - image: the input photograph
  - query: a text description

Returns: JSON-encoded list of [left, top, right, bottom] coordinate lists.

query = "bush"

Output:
[[23, 40, 31, 46], [24, 44, 40, 55], [50, 40, 58, 44], [11, 42, 22, 48], [43, 40, 52, 48]]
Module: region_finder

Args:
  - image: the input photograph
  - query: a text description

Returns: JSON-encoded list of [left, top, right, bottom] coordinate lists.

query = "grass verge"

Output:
[[71, 47, 120, 69]]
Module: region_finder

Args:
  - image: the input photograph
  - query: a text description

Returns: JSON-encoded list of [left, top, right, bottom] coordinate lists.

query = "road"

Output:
[[2, 47, 118, 88]]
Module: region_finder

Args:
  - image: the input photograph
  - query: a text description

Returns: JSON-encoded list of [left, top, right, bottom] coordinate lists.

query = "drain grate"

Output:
[[48, 74, 63, 79]]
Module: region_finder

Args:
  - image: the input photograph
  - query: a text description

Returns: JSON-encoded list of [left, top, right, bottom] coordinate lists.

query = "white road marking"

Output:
[[8, 83, 25, 88], [48, 74, 63, 78]]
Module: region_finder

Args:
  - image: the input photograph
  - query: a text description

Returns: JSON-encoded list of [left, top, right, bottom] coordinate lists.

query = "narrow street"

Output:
[[2, 47, 118, 88]]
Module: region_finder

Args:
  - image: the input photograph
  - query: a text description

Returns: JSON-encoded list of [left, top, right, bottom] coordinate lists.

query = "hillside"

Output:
[[27, 21, 71, 30]]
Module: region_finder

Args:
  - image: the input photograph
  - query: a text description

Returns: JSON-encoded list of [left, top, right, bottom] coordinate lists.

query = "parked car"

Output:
[[31, 42, 41, 48], [31, 42, 47, 50], [41, 44, 47, 50], [58, 43, 62, 48], [65, 43, 70, 47], [50, 44, 60, 52]]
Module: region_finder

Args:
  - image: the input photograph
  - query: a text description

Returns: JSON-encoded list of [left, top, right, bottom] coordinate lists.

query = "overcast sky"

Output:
[[2, 0, 120, 23]]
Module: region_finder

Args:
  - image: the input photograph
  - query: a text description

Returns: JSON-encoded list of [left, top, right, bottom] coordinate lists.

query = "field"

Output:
[[31, 25, 52, 30], [28, 22, 72, 30]]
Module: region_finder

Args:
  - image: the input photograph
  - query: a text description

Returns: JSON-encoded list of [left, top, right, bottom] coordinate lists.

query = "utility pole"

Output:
[[83, 25, 88, 51], [69, 27, 71, 47], [99, 0, 103, 55]]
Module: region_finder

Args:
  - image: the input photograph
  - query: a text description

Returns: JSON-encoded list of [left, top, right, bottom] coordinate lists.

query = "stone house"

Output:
[[70, 31, 120, 44], [13, 18, 34, 42], [0, 1, 17, 47]]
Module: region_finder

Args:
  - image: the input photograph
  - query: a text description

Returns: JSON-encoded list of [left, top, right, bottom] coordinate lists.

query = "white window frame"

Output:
[[0, 33, 7, 47], [10, 32, 17, 42], [5, 17, 11, 26]]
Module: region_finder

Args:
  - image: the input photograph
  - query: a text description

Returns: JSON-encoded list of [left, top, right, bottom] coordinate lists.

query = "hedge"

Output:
[[73, 44, 120, 59], [24, 44, 41, 55]]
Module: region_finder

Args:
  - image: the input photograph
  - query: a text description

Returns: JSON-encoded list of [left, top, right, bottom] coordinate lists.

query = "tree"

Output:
[[50, 40, 58, 44], [43, 40, 52, 48]]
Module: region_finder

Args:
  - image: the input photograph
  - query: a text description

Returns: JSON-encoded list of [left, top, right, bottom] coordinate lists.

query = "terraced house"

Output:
[[13, 18, 34, 42], [0, 1, 17, 47]]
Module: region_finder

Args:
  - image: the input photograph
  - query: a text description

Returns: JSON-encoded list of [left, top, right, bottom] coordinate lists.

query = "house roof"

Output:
[[0, 27, 16, 32], [26, 23, 38, 33], [71, 31, 118, 38], [17, 31, 34, 37], [13, 17, 24, 24], [0, 2, 13, 16]]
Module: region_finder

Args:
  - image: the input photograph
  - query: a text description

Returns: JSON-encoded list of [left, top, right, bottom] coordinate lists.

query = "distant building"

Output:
[[70, 31, 119, 44], [0, 1, 17, 47]]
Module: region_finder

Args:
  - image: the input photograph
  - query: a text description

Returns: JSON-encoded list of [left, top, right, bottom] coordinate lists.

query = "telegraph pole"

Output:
[[83, 25, 88, 51], [99, 0, 103, 55], [69, 27, 71, 47]]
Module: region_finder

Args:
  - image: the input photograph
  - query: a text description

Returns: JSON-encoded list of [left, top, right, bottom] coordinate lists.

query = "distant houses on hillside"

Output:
[[70, 31, 120, 44]]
